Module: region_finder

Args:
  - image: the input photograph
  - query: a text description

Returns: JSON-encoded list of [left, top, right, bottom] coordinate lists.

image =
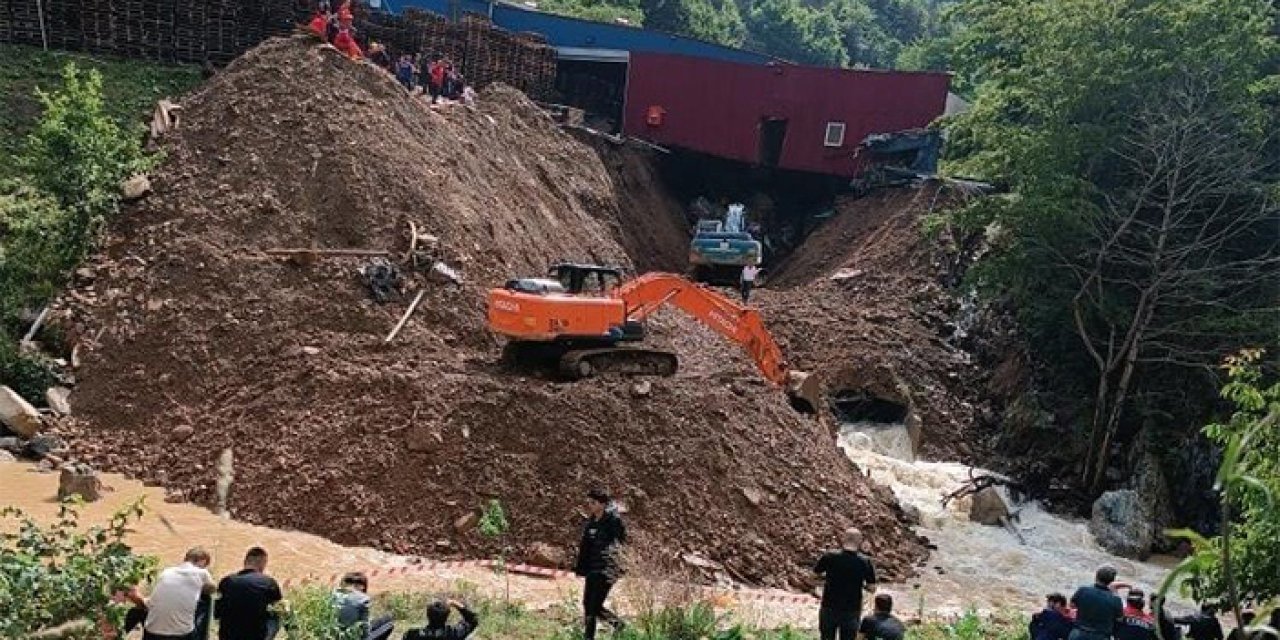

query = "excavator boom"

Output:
[[616, 273, 789, 385], [487, 266, 818, 411]]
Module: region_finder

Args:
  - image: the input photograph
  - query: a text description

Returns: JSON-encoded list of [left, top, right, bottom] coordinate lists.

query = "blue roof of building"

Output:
[[391, 0, 775, 64]]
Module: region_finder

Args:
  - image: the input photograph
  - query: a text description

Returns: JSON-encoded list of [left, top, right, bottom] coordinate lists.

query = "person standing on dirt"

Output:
[[814, 528, 878, 640], [575, 488, 627, 640], [427, 58, 447, 104], [395, 54, 416, 90], [740, 263, 761, 303], [1068, 566, 1125, 640], [214, 547, 283, 640]]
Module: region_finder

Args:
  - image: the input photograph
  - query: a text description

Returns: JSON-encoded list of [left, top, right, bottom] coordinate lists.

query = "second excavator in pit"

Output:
[[487, 263, 819, 411]]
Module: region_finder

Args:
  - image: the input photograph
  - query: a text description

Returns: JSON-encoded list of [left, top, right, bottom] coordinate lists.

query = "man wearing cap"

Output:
[[1070, 566, 1125, 640], [574, 488, 627, 640], [1030, 593, 1075, 640], [814, 528, 878, 640], [1115, 588, 1157, 640]]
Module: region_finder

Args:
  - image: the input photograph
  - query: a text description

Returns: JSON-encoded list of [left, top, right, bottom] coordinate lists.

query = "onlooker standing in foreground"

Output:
[[814, 528, 878, 640], [575, 488, 627, 640]]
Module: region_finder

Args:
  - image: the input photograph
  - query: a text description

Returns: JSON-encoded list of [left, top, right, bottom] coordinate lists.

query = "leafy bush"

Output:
[[0, 62, 156, 403], [0, 339, 58, 403], [0, 500, 157, 638], [1162, 350, 1279, 624], [276, 586, 363, 640], [19, 64, 152, 234]]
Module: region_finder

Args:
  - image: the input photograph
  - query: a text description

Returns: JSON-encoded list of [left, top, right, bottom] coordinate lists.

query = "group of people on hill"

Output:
[[1030, 565, 1280, 640], [305, 1, 471, 104], [307, 0, 363, 60]]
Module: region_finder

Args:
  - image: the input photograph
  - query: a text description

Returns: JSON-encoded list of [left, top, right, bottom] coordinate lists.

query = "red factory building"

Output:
[[622, 53, 951, 178]]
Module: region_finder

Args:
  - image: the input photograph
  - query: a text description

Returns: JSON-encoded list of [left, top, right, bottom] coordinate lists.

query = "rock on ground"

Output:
[[0, 386, 42, 438], [57, 464, 103, 502], [1089, 490, 1154, 559]]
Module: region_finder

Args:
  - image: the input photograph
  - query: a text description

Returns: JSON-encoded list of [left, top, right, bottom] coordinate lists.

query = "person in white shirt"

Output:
[[740, 263, 761, 303], [144, 547, 217, 640]]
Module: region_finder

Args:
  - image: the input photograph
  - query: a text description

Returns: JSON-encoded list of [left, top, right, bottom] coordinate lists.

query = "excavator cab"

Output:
[[549, 263, 624, 295]]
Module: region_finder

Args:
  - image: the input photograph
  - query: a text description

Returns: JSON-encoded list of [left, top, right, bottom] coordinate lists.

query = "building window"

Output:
[[824, 122, 846, 147]]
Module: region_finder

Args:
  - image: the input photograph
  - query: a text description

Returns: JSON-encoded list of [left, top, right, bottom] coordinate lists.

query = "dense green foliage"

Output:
[[1165, 351, 1280, 610], [0, 44, 200, 177], [940, 0, 1280, 493], [0, 53, 193, 404], [0, 500, 158, 638], [529, 0, 945, 68]]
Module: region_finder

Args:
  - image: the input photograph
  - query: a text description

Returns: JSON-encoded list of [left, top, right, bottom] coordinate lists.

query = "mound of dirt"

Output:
[[47, 36, 925, 587], [759, 186, 994, 460]]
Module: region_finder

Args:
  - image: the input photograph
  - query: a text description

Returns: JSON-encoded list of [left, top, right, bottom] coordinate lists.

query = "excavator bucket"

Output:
[[786, 371, 821, 414]]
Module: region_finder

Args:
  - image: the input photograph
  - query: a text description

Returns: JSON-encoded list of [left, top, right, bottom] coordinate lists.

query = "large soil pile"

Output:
[[48, 36, 924, 587], [758, 186, 993, 460]]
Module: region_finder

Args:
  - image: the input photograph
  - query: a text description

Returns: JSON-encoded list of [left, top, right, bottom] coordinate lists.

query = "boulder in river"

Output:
[[1089, 489, 1153, 559], [969, 487, 1011, 526], [57, 464, 103, 502]]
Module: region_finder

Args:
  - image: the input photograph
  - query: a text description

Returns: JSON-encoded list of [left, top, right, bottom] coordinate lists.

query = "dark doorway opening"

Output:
[[830, 390, 909, 424], [554, 59, 628, 133], [758, 118, 788, 167]]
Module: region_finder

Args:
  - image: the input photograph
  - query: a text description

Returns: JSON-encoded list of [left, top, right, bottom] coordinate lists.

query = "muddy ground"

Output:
[[44, 35, 935, 589]]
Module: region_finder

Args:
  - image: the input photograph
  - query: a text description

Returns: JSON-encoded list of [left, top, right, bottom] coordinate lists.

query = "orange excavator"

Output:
[[487, 263, 819, 411]]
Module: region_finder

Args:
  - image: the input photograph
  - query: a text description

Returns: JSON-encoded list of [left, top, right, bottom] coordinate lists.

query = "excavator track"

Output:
[[559, 348, 679, 380]]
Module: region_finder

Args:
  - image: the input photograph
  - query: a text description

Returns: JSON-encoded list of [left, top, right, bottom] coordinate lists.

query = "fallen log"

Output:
[[263, 248, 392, 258]]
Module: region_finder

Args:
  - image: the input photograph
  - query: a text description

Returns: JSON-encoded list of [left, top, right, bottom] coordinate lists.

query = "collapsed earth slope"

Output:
[[48, 36, 924, 586], [758, 186, 993, 461]]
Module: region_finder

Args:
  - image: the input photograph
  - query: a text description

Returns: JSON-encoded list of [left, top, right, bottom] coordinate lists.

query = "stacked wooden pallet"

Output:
[[0, 0, 555, 97]]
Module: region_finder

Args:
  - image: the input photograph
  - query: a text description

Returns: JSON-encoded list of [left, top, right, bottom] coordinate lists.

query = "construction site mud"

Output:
[[38, 36, 987, 589]]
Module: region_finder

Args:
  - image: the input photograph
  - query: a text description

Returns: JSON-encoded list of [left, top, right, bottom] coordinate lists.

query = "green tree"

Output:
[[642, 0, 746, 46], [943, 0, 1280, 494], [0, 62, 154, 403], [538, 0, 646, 27], [20, 64, 152, 247], [1164, 351, 1280, 608], [0, 500, 157, 638], [745, 0, 850, 66]]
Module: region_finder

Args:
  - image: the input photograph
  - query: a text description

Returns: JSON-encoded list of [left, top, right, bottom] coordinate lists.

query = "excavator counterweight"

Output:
[[487, 264, 819, 412]]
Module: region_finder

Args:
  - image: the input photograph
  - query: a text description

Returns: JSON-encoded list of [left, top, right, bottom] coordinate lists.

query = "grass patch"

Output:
[[0, 44, 202, 176], [271, 585, 1029, 640]]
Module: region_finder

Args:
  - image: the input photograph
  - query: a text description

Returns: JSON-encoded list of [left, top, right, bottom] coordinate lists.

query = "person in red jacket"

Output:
[[307, 10, 328, 39], [426, 58, 446, 103]]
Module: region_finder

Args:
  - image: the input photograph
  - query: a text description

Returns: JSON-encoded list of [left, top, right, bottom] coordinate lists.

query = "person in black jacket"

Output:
[[402, 599, 478, 640], [575, 488, 627, 640], [1176, 604, 1226, 640], [1030, 593, 1076, 640]]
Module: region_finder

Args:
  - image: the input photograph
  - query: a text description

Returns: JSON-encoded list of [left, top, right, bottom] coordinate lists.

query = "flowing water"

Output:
[[0, 462, 571, 605], [839, 422, 1193, 617]]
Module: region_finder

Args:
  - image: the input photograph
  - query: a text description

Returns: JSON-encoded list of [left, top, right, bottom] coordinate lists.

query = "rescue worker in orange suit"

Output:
[[332, 12, 362, 60], [307, 9, 328, 39]]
